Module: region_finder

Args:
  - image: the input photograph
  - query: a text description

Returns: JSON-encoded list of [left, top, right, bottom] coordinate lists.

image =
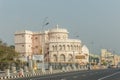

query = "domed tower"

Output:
[[82, 45, 89, 55], [48, 25, 82, 69], [48, 24, 69, 40], [81, 45, 89, 64]]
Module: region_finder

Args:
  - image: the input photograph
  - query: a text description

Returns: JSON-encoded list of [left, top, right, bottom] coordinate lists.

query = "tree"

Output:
[[0, 40, 19, 70], [101, 61, 107, 66]]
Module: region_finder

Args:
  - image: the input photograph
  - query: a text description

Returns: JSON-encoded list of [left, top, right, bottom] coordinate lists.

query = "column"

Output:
[[24, 66, 28, 72], [12, 66, 17, 73], [5, 69, 10, 77]]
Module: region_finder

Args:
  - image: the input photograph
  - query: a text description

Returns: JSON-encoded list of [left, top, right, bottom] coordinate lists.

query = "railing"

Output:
[[0, 66, 89, 80]]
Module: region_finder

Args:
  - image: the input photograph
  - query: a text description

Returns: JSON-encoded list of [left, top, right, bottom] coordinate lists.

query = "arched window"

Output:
[[59, 45, 62, 50], [55, 45, 57, 51], [52, 45, 54, 51], [71, 45, 73, 51], [78, 46, 81, 50], [60, 54, 65, 62], [63, 45, 65, 50], [53, 54, 57, 62], [68, 54, 73, 62], [67, 45, 70, 51], [74, 45, 76, 50], [77, 45, 79, 50], [58, 35, 60, 39], [63, 35, 66, 39]]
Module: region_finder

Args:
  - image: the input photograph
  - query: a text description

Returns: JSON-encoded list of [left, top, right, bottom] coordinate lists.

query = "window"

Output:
[[55, 45, 57, 51], [63, 35, 66, 39], [35, 37, 38, 39], [77, 45, 79, 50], [35, 46, 38, 48], [22, 45, 24, 47], [58, 37, 60, 39], [67, 45, 70, 51], [68, 54, 73, 62], [52, 45, 57, 51], [22, 35, 24, 37], [59, 45, 62, 50], [71, 45, 73, 50], [52, 45, 54, 51], [63, 45, 65, 50], [74, 45, 76, 50], [53, 55, 57, 62], [60, 54, 65, 62]]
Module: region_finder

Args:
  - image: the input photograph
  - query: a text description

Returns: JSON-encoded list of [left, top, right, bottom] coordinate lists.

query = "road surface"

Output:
[[10, 68, 120, 80]]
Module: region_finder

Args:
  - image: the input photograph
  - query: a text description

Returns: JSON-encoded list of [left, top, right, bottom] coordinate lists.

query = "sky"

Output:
[[0, 0, 120, 54]]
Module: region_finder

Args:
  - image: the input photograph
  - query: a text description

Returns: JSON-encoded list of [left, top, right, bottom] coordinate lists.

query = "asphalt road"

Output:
[[11, 68, 120, 80]]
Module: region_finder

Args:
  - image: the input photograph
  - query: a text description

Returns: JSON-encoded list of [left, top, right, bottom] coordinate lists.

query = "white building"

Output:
[[81, 45, 89, 65], [101, 49, 120, 67], [15, 24, 89, 69]]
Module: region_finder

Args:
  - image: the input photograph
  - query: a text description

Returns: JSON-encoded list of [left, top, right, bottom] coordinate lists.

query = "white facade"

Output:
[[15, 25, 89, 65], [15, 30, 33, 56], [81, 45, 89, 64], [101, 49, 120, 66]]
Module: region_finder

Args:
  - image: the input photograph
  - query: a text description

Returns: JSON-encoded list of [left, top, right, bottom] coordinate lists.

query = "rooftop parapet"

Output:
[[15, 30, 33, 35], [49, 39, 81, 43]]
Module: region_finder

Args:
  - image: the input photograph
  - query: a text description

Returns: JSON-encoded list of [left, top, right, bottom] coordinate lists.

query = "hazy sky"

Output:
[[0, 0, 120, 54]]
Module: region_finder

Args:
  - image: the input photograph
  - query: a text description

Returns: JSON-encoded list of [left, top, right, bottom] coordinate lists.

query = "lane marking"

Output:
[[73, 76, 78, 78], [82, 74, 86, 76], [98, 71, 120, 80], [89, 73, 93, 75], [31, 71, 89, 79], [61, 78, 66, 80]]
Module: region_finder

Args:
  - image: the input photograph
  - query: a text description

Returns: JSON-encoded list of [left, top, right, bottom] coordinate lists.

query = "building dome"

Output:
[[82, 45, 89, 54], [49, 24, 68, 33], [48, 24, 69, 40]]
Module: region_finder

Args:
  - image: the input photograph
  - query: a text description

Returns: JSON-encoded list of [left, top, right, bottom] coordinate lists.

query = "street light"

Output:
[[41, 17, 49, 73], [73, 50, 76, 70], [89, 54, 91, 70], [89, 42, 94, 70]]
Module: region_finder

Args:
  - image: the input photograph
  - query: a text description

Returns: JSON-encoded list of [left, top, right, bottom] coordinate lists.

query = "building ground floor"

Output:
[[32, 61, 88, 71]]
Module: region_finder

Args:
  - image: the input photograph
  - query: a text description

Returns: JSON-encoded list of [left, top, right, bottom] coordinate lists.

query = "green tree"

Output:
[[0, 40, 19, 70]]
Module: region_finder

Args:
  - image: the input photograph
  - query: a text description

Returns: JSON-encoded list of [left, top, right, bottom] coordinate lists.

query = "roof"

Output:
[[49, 24, 68, 33]]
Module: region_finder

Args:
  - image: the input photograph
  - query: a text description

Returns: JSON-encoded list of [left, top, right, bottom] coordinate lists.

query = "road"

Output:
[[10, 68, 120, 80]]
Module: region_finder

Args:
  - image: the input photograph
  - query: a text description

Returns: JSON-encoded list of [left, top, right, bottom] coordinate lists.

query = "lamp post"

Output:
[[41, 33, 45, 73], [73, 50, 76, 70], [89, 42, 94, 70], [89, 54, 91, 70], [41, 17, 49, 73]]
